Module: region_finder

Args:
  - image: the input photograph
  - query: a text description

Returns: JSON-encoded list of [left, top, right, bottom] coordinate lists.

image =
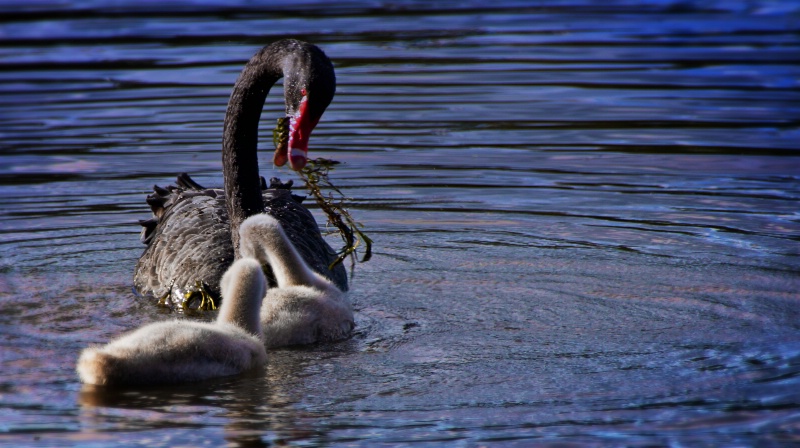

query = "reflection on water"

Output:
[[1, 0, 799, 445]]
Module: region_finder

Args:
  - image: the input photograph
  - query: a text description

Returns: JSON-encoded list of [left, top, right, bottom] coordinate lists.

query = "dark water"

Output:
[[1, 0, 799, 445]]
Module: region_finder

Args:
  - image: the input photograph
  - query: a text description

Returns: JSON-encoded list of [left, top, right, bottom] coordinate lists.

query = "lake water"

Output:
[[1, 0, 799, 445]]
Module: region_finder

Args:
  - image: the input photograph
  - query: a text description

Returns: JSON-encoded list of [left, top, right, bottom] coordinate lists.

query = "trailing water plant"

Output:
[[299, 158, 372, 270], [273, 118, 372, 272]]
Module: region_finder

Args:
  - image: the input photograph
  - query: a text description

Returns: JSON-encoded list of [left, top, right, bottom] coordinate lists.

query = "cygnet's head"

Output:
[[238, 214, 283, 261], [218, 258, 267, 333], [221, 258, 266, 301]]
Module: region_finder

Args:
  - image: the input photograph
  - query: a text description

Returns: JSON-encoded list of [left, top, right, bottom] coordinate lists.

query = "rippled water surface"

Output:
[[1, 1, 799, 445]]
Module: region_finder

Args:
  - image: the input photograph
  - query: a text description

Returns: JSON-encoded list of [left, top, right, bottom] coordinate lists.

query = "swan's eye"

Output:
[[301, 88, 308, 96]]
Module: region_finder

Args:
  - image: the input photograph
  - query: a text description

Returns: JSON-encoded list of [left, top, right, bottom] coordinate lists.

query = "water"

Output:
[[1, 0, 799, 445]]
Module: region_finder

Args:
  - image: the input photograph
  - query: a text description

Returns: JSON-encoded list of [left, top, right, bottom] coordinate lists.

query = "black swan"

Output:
[[133, 39, 347, 308], [238, 214, 354, 348], [78, 258, 267, 386]]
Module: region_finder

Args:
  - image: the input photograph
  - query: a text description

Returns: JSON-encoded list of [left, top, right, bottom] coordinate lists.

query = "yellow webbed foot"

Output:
[[181, 281, 217, 311]]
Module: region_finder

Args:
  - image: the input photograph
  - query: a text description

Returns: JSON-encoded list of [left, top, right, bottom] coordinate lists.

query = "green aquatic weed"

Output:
[[299, 158, 373, 271], [272, 117, 289, 155]]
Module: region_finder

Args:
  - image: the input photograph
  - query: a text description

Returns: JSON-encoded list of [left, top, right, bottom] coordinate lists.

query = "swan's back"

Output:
[[133, 175, 348, 308], [261, 286, 354, 348], [77, 320, 265, 386], [135, 189, 233, 305]]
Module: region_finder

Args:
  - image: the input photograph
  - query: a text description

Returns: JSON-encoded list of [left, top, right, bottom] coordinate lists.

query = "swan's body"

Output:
[[133, 39, 346, 308], [239, 214, 354, 348], [78, 259, 268, 386], [134, 177, 347, 306]]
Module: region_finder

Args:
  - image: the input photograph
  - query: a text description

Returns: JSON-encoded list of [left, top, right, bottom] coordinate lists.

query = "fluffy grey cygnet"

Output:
[[238, 214, 354, 348], [77, 258, 267, 386]]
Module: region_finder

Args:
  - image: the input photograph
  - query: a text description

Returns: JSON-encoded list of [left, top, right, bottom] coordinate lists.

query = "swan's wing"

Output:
[[134, 186, 233, 305], [133, 175, 347, 309]]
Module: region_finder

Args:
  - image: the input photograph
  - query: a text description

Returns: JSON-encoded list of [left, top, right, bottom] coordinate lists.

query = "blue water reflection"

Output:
[[0, 0, 798, 445]]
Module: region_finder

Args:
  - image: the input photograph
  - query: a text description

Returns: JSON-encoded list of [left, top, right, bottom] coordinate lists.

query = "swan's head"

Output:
[[275, 43, 336, 171]]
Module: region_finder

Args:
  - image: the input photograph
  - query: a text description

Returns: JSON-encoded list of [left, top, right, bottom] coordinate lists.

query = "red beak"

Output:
[[273, 95, 319, 171]]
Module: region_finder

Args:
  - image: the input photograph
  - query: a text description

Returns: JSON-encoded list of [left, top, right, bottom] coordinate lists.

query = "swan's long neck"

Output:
[[239, 215, 333, 290], [222, 40, 336, 257], [222, 51, 281, 257]]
